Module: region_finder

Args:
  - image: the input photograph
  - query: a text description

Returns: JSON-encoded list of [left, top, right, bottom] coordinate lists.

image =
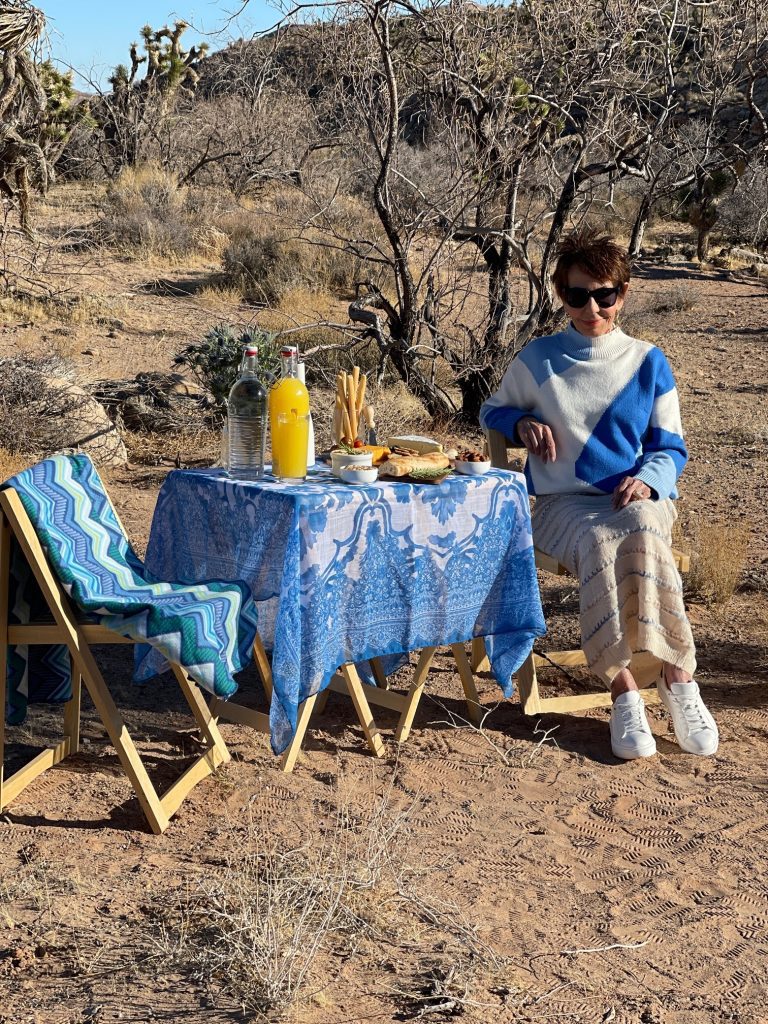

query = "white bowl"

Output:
[[340, 465, 378, 485], [453, 458, 491, 476], [331, 450, 373, 477]]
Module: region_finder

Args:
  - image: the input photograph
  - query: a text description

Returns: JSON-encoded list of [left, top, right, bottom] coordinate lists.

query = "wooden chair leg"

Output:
[[76, 650, 170, 834], [170, 663, 230, 764], [394, 647, 437, 742], [451, 643, 482, 724], [470, 637, 490, 673], [0, 513, 10, 811], [339, 663, 386, 758], [517, 651, 542, 715], [63, 660, 81, 756], [280, 692, 319, 773]]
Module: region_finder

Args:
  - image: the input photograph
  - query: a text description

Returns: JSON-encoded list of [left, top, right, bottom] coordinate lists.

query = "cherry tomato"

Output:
[[353, 438, 364, 448]]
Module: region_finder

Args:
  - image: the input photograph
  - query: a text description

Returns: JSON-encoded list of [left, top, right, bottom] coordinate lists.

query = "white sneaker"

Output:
[[610, 691, 657, 760], [658, 679, 719, 756]]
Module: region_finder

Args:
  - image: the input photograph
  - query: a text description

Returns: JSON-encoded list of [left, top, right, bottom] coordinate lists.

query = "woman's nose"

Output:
[[586, 296, 600, 313]]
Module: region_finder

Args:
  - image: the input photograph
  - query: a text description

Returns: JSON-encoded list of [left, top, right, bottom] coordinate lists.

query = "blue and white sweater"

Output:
[[479, 323, 687, 500]]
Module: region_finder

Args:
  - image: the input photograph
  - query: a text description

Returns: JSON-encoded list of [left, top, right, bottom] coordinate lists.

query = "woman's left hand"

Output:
[[612, 476, 652, 509]]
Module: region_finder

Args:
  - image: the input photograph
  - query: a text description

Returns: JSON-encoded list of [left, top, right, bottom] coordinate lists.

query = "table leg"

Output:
[[339, 663, 386, 758], [451, 643, 482, 724], [394, 646, 437, 743], [280, 692, 319, 773], [369, 657, 389, 689], [253, 634, 273, 703], [470, 636, 490, 673]]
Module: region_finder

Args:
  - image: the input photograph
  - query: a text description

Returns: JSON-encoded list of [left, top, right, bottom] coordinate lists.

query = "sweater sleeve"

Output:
[[479, 353, 537, 446], [634, 352, 688, 501]]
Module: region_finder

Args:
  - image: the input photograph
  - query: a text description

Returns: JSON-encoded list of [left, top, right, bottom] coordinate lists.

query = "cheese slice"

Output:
[[386, 435, 443, 454], [357, 444, 391, 465]]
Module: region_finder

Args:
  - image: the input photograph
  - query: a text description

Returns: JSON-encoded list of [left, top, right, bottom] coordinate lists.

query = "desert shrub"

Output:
[[650, 281, 700, 315], [153, 778, 512, 1019], [685, 521, 750, 606], [0, 355, 91, 459], [718, 163, 768, 250], [221, 228, 364, 305], [97, 164, 217, 257], [174, 324, 280, 414]]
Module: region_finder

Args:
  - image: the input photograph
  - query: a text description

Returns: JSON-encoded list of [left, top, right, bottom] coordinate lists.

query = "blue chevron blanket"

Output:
[[3, 454, 258, 726]]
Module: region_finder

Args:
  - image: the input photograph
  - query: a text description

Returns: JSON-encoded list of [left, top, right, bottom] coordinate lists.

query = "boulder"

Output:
[[731, 247, 767, 265], [41, 377, 128, 466]]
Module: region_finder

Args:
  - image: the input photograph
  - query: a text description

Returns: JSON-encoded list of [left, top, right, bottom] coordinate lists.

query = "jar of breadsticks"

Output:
[[332, 366, 367, 447]]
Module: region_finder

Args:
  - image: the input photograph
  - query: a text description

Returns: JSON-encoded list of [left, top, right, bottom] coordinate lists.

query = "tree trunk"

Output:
[[629, 192, 653, 261], [388, 334, 455, 421], [697, 214, 715, 262], [456, 257, 514, 421]]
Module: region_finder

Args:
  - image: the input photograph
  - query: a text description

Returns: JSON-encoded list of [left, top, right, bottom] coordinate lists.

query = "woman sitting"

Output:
[[480, 228, 718, 760]]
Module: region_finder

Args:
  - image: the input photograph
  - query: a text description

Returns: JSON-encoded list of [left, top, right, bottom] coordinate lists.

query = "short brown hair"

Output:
[[552, 227, 631, 296]]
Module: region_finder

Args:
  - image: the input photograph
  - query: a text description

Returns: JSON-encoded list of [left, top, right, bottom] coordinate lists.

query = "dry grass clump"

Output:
[[0, 354, 88, 459], [650, 280, 700, 315], [153, 777, 516, 1019], [222, 227, 365, 306], [98, 164, 220, 258], [684, 520, 751, 605]]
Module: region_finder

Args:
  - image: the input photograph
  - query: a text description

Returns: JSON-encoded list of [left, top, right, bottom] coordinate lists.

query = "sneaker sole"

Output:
[[611, 737, 657, 760]]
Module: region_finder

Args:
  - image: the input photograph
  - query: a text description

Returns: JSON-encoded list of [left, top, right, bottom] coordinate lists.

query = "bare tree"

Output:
[[235, 0, 768, 419]]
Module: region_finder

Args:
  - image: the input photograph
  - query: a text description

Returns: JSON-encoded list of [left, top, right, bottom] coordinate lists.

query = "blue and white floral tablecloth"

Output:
[[144, 466, 545, 753]]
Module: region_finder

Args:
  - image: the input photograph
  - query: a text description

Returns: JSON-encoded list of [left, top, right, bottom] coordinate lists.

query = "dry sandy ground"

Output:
[[1, 188, 768, 1023]]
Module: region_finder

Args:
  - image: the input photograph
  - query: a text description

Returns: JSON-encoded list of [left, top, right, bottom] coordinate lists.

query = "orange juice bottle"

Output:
[[269, 344, 311, 480]]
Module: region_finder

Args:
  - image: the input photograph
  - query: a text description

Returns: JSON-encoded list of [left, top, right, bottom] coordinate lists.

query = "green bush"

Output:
[[175, 325, 280, 414]]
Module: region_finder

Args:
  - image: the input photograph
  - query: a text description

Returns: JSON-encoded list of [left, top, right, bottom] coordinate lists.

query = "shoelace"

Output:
[[669, 691, 709, 732], [618, 702, 648, 734]]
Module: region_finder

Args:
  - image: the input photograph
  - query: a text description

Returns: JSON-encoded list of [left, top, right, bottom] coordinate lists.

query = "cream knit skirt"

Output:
[[531, 494, 696, 685]]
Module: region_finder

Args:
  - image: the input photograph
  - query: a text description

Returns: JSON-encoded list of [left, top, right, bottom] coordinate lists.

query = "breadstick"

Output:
[[336, 372, 347, 407], [356, 373, 367, 418], [333, 397, 343, 445], [346, 373, 358, 441], [342, 405, 353, 442]]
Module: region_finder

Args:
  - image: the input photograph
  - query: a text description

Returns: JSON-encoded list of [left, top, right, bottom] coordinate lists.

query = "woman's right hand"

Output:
[[517, 416, 557, 463]]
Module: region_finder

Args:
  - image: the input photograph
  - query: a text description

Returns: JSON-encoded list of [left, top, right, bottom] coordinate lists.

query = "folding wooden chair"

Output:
[[482, 427, 691, 715], [0, 483, 231, 835]]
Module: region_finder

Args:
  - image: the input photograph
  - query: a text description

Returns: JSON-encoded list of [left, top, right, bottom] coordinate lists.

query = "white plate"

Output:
[[452, 459, 491, 476]]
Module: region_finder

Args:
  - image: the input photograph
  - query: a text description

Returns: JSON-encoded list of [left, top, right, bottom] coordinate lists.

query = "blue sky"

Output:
[[42, 1, 274, 87]]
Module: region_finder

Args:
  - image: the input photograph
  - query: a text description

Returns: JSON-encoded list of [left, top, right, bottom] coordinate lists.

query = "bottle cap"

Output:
[[244, 345, 258, 356], [280, 345, 298, 358]]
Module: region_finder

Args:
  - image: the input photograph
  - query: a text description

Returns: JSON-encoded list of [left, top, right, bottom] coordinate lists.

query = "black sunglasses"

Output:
[[562, 285, 621, 309]]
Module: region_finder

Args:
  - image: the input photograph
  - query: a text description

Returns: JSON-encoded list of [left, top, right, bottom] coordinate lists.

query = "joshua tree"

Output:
[[0, 1, 50, 235], [101, 21, 209, 172]]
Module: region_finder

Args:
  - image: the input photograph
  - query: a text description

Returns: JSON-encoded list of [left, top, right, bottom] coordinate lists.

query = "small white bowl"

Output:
[[340, 465, 378, 485], [453, 458, 491, 476], [331, 450, 373, 477]]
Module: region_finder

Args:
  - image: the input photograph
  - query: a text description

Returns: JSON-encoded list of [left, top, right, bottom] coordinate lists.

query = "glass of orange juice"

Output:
[[274, 412, 310, 481]]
